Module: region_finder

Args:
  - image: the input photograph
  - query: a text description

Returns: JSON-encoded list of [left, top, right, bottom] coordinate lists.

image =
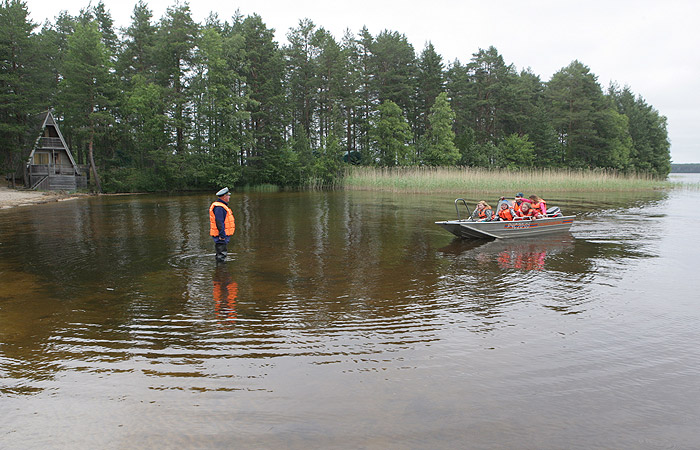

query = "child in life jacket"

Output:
[[471, 200, 494, 221], [512, 192, 531, 213], [515, 201, 539, 219], [496, 201, 516, 221], [528, 195, 547, 216]]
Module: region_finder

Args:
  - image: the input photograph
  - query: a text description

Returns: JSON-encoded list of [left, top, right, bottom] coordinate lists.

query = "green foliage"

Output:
[[370, 30, 416, 113], [609, 85, 671, 177], [372, 100, 412, 166], [0, 3, 674, 191], [499, 134, 535, 169], [465, 46, 519, 144], [155, 3, 197, 155], [415, 42, 444, 138], [102, 166, 164, 192], [313, 132, 345, 185], [545, 60, 620, 169], [238, 14, 286, 185], [423, 92, 459, 165], [0, 0, 36, 175], [468, 142, 498, 167]]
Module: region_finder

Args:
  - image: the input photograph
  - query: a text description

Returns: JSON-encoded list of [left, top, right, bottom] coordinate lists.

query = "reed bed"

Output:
[[343, 166, 677, 193]]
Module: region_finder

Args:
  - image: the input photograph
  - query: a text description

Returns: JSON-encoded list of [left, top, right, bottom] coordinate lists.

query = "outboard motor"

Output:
[[546, 206, 562, 217]]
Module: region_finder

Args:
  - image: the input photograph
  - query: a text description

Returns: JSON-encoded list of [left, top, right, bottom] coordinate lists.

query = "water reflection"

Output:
[[2, 189, 700, 448], [213, 265, 238, 323], [438, 235, 575, 271], [0, 191, 667, 393]]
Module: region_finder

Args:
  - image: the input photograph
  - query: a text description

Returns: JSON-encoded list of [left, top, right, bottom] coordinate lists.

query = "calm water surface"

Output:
[[2, 184, 700, 449]]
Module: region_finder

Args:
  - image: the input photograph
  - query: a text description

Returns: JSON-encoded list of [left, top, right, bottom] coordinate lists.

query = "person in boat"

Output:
[[529, 195, 547, 216], [512, 192, 531, 213], [496, 200, 516, 221], [471, 200, 494, 221], [209, 187, 236, 263], [514, 201, 539, 219]]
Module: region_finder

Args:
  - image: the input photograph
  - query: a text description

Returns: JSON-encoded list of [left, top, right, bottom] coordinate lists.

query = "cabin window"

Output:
[[34, 153, 49, 165]]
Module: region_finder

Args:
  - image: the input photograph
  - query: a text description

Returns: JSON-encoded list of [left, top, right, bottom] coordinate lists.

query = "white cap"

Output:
[[216, 187, 229, 196]]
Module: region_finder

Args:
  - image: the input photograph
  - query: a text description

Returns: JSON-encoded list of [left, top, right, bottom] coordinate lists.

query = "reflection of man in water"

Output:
[[209, 187, 235, 263], [213, 265, 238, 322]]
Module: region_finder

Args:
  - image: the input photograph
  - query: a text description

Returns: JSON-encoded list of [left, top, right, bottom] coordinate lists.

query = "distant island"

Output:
[[671, 164, 700, 173]]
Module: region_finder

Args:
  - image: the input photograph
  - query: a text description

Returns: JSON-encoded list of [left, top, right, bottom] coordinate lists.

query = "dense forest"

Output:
[[1, 0, 672, 192]]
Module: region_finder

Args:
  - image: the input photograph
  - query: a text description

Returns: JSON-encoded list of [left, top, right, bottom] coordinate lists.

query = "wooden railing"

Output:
[[38, 137, 63, 148], [29, 164, 77, 175]]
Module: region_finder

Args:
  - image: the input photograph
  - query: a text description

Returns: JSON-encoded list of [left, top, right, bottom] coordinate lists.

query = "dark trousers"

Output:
[[215, 242, 228, 263]]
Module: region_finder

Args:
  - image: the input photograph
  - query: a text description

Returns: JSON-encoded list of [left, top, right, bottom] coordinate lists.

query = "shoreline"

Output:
[[0, 186, 88, 210]]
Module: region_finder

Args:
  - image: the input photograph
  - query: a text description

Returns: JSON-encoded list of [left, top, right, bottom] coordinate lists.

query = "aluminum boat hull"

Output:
[[435, 215, 575, 239]]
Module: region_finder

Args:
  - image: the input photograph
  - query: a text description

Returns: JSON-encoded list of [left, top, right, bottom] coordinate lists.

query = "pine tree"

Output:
[[285, 19, 319, 145], [499, 134, 535, 168], [466, 46, 519, 145], [355, 26, 374, 164], [155, 3, 197, 154], [372, 100, 412, 166], [415, 42, 444, 140], [58, 19, 115, 192], [118, 0, 157, 82], [609, 85, 670, 176], [423, 92, 458, 165], [237, 14, 285, 184], [546, 60, 612, 168], [371, 30, 417, 127], [0, 0, 36, 181], [314, 28, 344, 145], [190, 16, 249, 186], [339, 29, 362, 160]]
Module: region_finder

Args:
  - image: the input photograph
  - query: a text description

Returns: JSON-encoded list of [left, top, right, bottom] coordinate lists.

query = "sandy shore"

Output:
[[0, 186, 87, 209]]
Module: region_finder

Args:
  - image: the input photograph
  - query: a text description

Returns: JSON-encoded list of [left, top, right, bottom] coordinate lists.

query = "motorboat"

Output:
[[435, 198, 575, 239]]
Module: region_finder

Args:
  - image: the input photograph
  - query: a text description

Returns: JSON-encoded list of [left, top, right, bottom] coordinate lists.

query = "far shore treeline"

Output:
[[671, 164, 700, 173], [0, 0, 672, 192]]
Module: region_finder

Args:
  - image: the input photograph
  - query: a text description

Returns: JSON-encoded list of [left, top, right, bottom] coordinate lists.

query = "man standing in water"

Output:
[[209, 187, 235, 263]]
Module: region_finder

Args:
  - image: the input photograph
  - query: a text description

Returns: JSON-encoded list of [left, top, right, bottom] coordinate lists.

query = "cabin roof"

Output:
[[25, 109, 79, 170], [25, 110, 50, 142]]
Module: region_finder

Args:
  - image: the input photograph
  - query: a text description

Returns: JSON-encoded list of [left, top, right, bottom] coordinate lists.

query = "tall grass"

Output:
[[342, 166, 676, 193]]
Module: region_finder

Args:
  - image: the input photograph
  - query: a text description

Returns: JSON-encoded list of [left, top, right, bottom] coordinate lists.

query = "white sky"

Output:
[[24, 0, 700, 163]]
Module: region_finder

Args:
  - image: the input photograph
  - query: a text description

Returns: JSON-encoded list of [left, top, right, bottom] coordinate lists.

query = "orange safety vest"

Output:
[[531, 200, 547, 215], [477, 206, 492, 219], [515, 207, 536, 219], [209, 201, 235, 237], [498, 208, 514, 221]]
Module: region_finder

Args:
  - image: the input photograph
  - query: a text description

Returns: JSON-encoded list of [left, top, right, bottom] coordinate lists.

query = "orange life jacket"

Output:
[[515, 207, 536, 219], [498, 208, 514, 221], [513, 199, 530, 213], [209, 201, 235, 237], [477, 206, 492, 219], [531, 199, 547, 215]]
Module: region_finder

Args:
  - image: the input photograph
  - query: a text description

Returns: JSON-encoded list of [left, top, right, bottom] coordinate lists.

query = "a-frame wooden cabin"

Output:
[[25, 110, 87, 191]]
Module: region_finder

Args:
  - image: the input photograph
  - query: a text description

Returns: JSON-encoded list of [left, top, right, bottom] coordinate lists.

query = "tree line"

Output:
[[670, 164, 700, 173], [1, 0, 672, 192]]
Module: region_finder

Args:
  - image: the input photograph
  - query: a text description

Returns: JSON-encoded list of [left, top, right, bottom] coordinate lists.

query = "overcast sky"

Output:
[[24, 0, 700, 163]]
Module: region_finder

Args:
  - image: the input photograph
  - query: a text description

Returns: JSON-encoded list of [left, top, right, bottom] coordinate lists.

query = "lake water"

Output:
[[2, 180, 700, 449]]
